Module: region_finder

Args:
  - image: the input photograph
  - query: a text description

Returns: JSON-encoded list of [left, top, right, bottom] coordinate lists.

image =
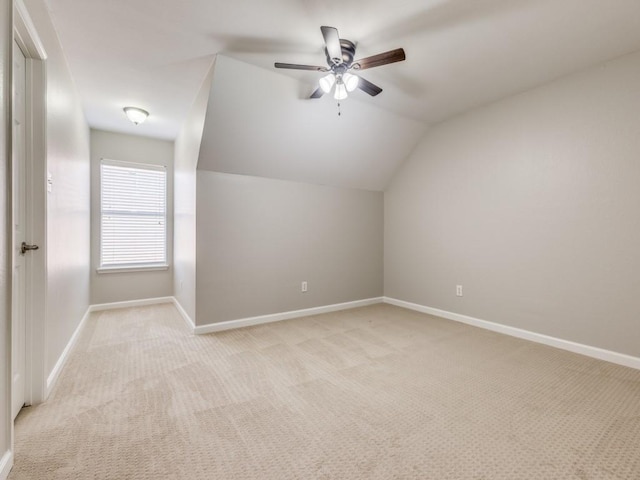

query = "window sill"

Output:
[[97, 265, 170, 274]]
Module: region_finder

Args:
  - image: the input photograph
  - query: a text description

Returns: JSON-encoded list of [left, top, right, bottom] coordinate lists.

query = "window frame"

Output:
[[97, 158, 169, 273]]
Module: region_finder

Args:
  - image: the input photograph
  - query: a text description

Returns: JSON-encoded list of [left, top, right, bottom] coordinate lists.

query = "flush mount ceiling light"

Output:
[[275, 26, 406, 100], [123, 106, 149, 125]]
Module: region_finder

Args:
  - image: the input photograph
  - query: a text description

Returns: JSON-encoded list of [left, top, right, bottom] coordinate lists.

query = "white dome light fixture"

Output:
[[123, 106, 149, 125]]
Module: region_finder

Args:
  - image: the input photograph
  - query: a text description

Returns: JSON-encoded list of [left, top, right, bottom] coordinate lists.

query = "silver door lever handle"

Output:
[[21, 242, 39, 255]]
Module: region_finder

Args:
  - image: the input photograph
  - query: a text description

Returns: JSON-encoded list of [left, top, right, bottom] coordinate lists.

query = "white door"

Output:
[[12, 39, 28, 420]]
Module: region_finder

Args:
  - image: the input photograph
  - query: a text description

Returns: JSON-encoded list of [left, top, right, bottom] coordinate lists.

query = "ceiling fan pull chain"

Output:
[[337, 102, 341, 117]]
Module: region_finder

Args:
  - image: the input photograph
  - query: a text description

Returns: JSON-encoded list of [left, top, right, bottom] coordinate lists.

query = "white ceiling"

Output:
[[45, 0, 640, 141]]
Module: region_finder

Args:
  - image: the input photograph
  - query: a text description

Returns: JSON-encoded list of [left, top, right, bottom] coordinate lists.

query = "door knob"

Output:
[[21, 242, 39, 255]]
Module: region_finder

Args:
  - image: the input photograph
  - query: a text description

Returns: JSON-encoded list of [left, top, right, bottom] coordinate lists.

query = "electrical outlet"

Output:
[[456, 285, 463, 297], [301, 281, 308, 293]]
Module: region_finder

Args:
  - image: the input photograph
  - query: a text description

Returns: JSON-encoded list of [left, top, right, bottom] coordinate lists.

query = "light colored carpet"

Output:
[[9, 303, 640, 479]]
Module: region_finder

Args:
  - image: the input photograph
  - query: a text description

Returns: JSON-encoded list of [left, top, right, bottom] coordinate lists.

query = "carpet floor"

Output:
[[9, 303, 640, 479]]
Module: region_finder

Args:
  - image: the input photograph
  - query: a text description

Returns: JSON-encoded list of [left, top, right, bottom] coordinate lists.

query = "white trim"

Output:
[[384, 297, 640, 371], [44, 297, 184, 398], [90, 296, 174, 312], [171, 297, 195, 332], [90, 297, 188, 332], [14, 0, 48, 406], [23, 51, 48, 405], [101, 158, 166, 172], [45, 307, 91, 398], [14, 0, 47, 59], [96, 264, 169, 274], [0, 450, 13, 480], [99, 159, 168, 269], [194, 297, 384, 335]]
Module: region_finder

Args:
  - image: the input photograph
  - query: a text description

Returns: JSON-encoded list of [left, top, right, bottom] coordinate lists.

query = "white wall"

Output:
[[0, 0, 12, 475], [90, 129, 174, 304], [173, 62, 214, 322], [196, 172, 383, 325], [23, 0, 91, 384], [385, 50, 640, 358]]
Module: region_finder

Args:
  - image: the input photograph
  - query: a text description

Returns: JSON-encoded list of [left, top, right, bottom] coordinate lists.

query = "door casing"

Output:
[[12, 0, 47, 414]]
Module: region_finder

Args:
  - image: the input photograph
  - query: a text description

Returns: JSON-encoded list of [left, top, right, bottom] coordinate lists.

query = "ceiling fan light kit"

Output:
[[334, 81, 348, 100], [275, 26, 405, 102], [319, 73, 335, 93], [343, 72, 359, 92]]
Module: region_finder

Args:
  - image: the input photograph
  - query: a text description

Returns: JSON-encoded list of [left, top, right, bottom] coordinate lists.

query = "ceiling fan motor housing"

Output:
[[326, 39, 356, 67]]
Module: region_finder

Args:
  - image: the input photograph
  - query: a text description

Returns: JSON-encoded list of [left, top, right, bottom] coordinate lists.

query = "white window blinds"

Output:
[[100, 159, 167, 268]]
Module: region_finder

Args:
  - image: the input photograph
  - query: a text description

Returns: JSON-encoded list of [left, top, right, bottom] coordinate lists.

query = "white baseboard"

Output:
[[194, 297, 384, 335], [384, 297, 640, 371], [88, 296, 198, 334], [171, 297, 195, 332], [0, 450, 13, 480], [90, 296, 174, 312], [46, 305, 92, 398]]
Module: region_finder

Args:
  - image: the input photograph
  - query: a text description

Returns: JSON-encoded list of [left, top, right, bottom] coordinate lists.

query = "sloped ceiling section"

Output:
[[196, 55, 427, 192], [44, 0, 640, 141]]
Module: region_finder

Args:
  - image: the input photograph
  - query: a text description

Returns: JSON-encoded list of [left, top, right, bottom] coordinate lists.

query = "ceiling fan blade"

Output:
[[321, 26, 343, 64], [310, 87, 324, 99], [353, 48, 406, 70], [357, 76, 383, 96], [274, 62, 328, 71]]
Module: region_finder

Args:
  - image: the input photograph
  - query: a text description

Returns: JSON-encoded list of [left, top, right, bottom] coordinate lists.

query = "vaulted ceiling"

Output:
[[44, 0, 640, 188], [197, 55, 426, 191]]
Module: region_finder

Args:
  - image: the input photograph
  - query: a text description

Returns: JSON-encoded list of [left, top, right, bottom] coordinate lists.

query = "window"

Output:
[[100, 159, 167, 270]]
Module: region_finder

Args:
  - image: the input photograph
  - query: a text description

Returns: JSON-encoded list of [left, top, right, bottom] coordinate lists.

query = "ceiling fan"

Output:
[[275, 26, 406, 100]]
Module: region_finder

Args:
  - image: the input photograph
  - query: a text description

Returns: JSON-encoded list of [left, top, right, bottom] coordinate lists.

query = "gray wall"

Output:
[[385, 50, 640, 358], [173, 63, 214, 322], [1, 0, 12, 469], [23, 0, 92, 387], [90, 129, 174, 304], [195, 172, 383, 325]]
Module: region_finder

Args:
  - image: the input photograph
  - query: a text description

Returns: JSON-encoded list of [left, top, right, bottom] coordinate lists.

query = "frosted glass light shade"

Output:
[[319, 74, 336, 93], [123, 107, 149, 125], [343, 72, 359, 92], [334, 82, 348, 100]]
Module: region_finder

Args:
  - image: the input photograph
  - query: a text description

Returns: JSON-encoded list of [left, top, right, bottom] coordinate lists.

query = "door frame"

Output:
[[13, 0, 47, 407]]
